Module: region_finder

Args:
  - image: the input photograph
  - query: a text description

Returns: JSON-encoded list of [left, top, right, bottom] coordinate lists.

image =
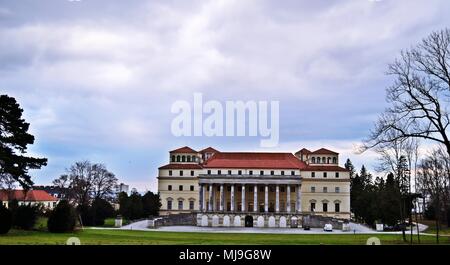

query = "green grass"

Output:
[[0, 229, 448, 245], [422, 220, 450, 236], [102, 218, 130, 227]]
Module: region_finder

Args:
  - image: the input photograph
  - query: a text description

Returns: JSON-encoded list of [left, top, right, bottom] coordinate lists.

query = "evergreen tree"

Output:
[[0, 95, 47, 189], [48, 200, 76, 233], [142, 191, 162, 217], [0, 205, 12, 234], [344, 158, 355, 178]]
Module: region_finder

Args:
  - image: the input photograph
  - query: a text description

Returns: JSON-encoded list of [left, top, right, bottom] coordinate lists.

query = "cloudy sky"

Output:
[[1, 0, 449, 191]]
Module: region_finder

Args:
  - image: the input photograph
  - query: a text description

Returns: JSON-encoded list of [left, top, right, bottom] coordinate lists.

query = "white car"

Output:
[[323, 224, 333, 232]]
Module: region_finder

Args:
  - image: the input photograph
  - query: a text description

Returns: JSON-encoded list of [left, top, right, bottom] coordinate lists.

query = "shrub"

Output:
[[78, 199, 115, 226], [0, 205, 12, 234], [14, 205, 39, 230], [47, 200, 76, 233]]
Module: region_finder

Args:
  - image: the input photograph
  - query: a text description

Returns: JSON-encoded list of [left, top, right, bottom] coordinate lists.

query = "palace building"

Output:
[[157, 146, 350, 228]]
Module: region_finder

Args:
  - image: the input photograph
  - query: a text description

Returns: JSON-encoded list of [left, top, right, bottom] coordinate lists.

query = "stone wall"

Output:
[[150, 213, 197, 227]]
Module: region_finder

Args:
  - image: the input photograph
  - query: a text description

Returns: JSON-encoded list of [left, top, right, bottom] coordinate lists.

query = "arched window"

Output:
[[171, 155, 175, 162], [182, 155, 186, 162], [312, 157, 316, 163], [192, 156, 196, 162], [327, 157, 331, 164], [187, 156, 191, 162], [332, 157, 337, 164], [322, 157, 326, 164], [176, 155, 181, 162]]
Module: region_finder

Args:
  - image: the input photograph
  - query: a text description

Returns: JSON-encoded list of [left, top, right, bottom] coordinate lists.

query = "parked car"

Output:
[[323, 224, 333, 232]]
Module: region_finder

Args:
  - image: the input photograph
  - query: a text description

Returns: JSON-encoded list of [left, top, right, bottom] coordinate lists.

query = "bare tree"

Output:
[[362, 29, 450, 159], [91, 163, 118, 201]]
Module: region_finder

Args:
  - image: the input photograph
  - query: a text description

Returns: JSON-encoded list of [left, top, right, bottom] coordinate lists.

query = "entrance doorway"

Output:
[[244, 215, 253, 227]]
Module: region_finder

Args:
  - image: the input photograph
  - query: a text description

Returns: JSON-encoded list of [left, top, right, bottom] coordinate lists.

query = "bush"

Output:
[[47, 200, 76, 233], [0, 205, 12, 234], [78, 199, 115, 226], [14, 205, 39, 230]]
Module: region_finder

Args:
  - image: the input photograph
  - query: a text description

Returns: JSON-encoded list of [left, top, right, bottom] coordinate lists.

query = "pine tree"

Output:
[[0, 95, 47, 189]]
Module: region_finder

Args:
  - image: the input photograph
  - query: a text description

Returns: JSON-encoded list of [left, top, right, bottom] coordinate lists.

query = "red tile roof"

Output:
[[159, 164, 203, 170], [200, 147, 219, 153], [311, 148, 338, 155], [295, 148, 311, 155], [304, 165, 349, 172], [169, 146, 198, 153], [0, 190, 58, 202], [203, 152, 308, 169]]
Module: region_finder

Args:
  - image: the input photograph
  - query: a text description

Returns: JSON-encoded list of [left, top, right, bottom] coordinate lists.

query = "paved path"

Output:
[[94, 220, 430, 235]]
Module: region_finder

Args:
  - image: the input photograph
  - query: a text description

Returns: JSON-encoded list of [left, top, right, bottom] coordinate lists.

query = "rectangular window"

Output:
[[323, 187, 328, 193], [335, 187, 340, 193], [190, 185, 194, 191], [167, 201, 172, 210], [311, 172, 315, 178], [207, 170, 211, 174], [169, 170, 172, 176], [335, 203, 340, 212], [238, 170, 242, 175], [323, 203, 328, 212], [179, 185, 183, 191], [180, 170, 183, 176], [249, 170, 253, 175], [259, 187, 264, 192], [168, 185, 172, 191], [191, 170, 194, 176], [260, 170, 264, 175], [218, 170, 221, 175], [311, 186, 316, 193], [281, 171, 285, 175], [178, 200, 183, 210], [310, 203, 315, 212], [228, 170, 232, 175], [291, 171, 295, 175], [323, 172, 327, 178], [335, 172, 339, 178], [270, 171, 274, 175], [189, 201, 195, 210]]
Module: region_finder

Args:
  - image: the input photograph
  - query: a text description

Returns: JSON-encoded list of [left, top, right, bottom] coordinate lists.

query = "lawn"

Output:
[[0, 229, 448, 245]]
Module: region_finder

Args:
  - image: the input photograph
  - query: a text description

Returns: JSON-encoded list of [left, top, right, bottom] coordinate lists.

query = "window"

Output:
[[167, 200, 172, 210], [291, 187, 295, 192], [322, 157, 326, 163], [335, 187, 340, 193], [190, 185, 194, 191], [168, 185, 172, 191], [189, 201, 195, 210], [281, 171, 285, 175], [335, 203, 340, 212], [291, 171, 295, 175], [310, 203, 316, 212], [332, 157, 337, 164], [179, 185, 183, 191], [218, 170, 221, 175], [180, 170, 183, 176], [327, 157, 331, 164], [259, 187, 264, 192], [238, 170, 242, 175], [312, 157, 316, 163], [171, 155, 175, 162], [323, 172, 327, 178], [53, 202, 57, 207], [270, 171, 274, 175], [227, 186, 231, 192], [191, 170, 194, 176], [182, 156, 186, 162], [260, 170, 264, 175], [176, 156, 180, 162], [217, 186, 220, 191], [323, 203, 328, 212], [311, 172, 315, 178], [169, 170, 172, 176], [311, 186, 316, 193], [187, 156, 191, 162], [335, 172, 339, 178], [249, 170, 253, 175], [323, 187, 328, 193], [280, 187, 285, 192], [178, 200, 183, 210], [228, 170, 232, 175], [207, 170, 211, 174]]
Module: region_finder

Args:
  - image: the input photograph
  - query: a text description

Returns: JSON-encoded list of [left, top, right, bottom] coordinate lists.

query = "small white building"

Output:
[[0, 189, 59, 209]]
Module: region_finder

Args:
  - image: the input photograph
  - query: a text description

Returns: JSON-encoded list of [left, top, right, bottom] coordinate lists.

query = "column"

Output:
[[296, 184, 302, 213], [208, 184, 213, 212], [264, 185, 269, 213], [212, 185, 216, 211], [253, 185, 258, 212], [275, 185, 280, 213], [286, 185, 291, 213], [219, 184, 224, 212], [231, 184, 235, 212], [241, 184, 246, 212], [202, 184, 207, 212], [199, 184, 203, 212]]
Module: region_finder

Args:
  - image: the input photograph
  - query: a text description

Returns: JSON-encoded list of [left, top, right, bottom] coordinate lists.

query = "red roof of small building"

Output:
[[0, 190, 58, 202], [295, 148, 311, 155], [200, 147, 219, 153], [169, 146, 198, 153], [311, 148, 338, 155], [203, 152, 308, 169], [159, 164, 203, 170]]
